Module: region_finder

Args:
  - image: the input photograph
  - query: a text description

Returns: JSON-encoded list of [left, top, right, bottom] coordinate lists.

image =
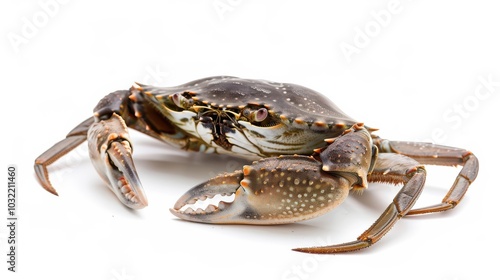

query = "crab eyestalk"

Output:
[[170, 155, 352, 225], [88, 113, 148, 209]]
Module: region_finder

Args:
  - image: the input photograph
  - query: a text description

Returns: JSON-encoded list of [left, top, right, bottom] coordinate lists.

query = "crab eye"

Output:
[[170, 93, 192, 109], [171, 93, 182, 107], [243, 107, 268, 123], [254, 108, 268, 122], [242, 107, 272, 125]]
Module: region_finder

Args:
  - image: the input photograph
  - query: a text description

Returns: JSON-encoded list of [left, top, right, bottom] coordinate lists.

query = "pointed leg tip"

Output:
[[292, 240, 371, 254], [34, 164, 59, 196], [291, 248, 307, 253], [45, 188, 59, 196], [37, 177, 59, 196], [291, 247, 329, 254]]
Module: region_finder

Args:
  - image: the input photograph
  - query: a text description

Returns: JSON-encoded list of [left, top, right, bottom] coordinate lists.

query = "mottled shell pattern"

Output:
[[139, 76, 359, 159]]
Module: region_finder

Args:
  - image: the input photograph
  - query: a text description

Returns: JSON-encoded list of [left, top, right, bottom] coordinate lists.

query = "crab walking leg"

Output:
[[294, 153, 426, 254], [375, 140, 479, 215], [34, 117, 95, 195]]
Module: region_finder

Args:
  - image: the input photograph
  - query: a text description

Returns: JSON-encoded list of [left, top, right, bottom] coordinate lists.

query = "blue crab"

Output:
[[34, 76, 478, 253]]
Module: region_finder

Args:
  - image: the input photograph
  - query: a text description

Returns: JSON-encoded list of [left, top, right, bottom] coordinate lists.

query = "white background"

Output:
[[1, 1, 499, 279]]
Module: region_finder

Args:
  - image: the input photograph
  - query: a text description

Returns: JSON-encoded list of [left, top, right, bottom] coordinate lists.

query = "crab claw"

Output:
[[170, 155, 351, 224], [170, 170, 245, 223], [88, 113, 148, 209]]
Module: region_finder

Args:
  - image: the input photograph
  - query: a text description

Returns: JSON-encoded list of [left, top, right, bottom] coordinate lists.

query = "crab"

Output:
[[34, 76, 478, 253]]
